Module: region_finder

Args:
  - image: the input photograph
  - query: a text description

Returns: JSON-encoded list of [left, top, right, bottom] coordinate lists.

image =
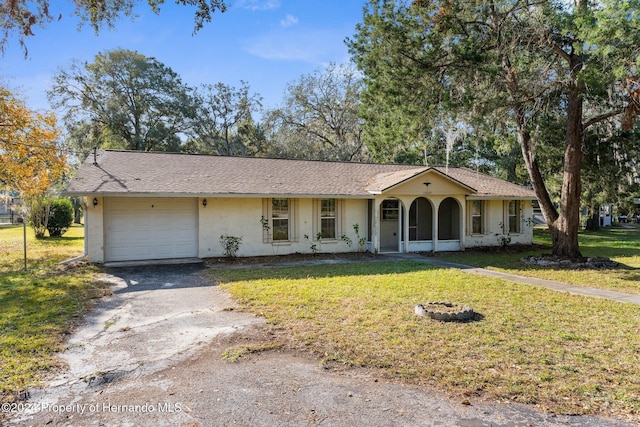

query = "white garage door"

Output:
[[104, 198, 198, 262]]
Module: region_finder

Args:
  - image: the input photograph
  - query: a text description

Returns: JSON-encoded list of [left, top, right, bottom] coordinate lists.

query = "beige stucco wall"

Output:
[[84, 193, 535, 263], [386, 170, 471, 197], [198, 197, 369, 258], [83, 196, 105, 263], [464, 199, 534, 248]]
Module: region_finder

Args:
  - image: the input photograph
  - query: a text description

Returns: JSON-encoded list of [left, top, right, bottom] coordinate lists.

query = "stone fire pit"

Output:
[[414, 302, 474, 322]]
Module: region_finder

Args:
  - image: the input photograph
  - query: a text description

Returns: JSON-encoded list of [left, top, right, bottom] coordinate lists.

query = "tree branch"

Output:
[[583, 108, 624, 130]]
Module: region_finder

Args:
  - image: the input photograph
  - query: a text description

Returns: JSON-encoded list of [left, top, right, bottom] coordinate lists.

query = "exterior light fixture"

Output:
[[202, 198, 207, 207], [423, 182, 431, 187], [93, 197, 98, 207]]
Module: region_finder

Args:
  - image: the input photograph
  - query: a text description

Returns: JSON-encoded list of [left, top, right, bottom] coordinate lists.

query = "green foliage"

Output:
[[219, 235, 242, 258], [342, 223, 367, 252], [260, 216, 271, 231], [348, 0, 640, 257], [47, 198, 74, 237], [262, 63, 369, 162], [304, 233, 323, 255], [184, 81, 263, 156], [24, 195, 50, 239], [49, 49, 197, 155]]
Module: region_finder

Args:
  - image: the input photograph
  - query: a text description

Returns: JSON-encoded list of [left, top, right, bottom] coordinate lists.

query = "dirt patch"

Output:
[[9, 322, 634, 427], [520, 255, 620, 269]]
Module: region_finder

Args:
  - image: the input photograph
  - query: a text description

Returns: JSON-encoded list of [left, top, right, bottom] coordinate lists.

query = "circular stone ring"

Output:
[[414, 302, 474, 322]]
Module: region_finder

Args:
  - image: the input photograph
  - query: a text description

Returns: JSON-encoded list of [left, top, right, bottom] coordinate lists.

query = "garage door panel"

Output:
[[104, 198, 198, 262]]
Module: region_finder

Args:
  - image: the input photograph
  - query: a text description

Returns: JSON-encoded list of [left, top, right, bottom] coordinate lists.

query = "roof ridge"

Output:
[[100, 149, 461, 169]]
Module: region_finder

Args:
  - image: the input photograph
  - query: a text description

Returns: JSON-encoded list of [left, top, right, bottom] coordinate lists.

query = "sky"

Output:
[[1, 0, 366, 116]]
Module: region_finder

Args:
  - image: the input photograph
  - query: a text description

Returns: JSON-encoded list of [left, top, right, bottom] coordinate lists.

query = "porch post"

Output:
[[402, 199, 410, 253], [459, 196, 466, 250], [433, 199, 440, 253], [373, 198, 381, 253]]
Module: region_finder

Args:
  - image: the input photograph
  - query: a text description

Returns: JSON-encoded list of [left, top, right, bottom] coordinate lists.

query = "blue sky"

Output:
[[2, 0, 365, 116]]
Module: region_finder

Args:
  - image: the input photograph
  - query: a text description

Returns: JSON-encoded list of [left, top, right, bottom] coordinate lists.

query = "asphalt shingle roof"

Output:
[[64, 150, 536, 199]]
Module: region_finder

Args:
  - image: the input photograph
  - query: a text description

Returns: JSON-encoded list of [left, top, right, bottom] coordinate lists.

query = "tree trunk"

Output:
[[584, 208, 600, 231], [503, 44, 585, 259], [548, 58, 584, 259]]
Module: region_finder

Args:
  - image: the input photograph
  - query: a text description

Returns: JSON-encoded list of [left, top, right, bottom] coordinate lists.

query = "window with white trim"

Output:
[[272, 199, 289, 241], [470, 200, 484, 234], [508, 200, 520, 233], [263, 198, 297, 243], [320, 199, 337, 239]]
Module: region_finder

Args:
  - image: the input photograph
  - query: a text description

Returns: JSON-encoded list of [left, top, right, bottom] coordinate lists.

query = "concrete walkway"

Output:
[[259, 253, 640, 307], [394, 253, 640, 306]]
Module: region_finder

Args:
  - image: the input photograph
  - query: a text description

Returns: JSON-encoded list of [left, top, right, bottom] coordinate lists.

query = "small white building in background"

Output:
[[599, 204, 613, 227], [64, 150, 537, 263]]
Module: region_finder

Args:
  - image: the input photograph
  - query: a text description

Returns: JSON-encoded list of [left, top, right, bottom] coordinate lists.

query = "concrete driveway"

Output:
[[7, 263, 633, 427], [9, 263, 262, 425]]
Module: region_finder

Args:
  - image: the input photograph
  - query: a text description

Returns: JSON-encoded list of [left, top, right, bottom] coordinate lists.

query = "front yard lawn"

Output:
[[439, 225, 640, 295], [215, 260, 640, 422], [0, 225, 108, 404]]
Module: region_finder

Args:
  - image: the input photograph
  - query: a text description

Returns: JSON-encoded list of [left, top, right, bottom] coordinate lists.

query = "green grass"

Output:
[[214, 260, 640, 421], [438, 226, 640, 294], [0, 225, 108, 404]]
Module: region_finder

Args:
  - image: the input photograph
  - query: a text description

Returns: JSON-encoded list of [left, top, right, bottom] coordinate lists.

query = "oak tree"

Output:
[[185, 81, 262, 156], [348, 0, 640, 257], [49, 48, 196, 153], [264, 63, 369, 162]]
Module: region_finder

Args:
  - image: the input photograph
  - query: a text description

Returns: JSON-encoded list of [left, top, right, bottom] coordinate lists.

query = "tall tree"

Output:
[[348, 0, 640, 258], [264, 63, 369, 162], [1, 0, 226, 54], [0, 85, 66, 197], [185, 81, 262, 156], [0, 85, 68, 237], [49, 48, 196, 153]]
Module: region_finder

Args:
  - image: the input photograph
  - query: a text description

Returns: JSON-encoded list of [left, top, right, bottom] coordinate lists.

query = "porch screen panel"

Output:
[[409, 197, 432, 241]]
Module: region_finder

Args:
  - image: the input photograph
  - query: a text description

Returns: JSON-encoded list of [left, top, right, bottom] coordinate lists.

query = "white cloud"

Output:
[[280, 14, 299, 28], [235, 0, 281, 11], [243, 29, 347, 64]]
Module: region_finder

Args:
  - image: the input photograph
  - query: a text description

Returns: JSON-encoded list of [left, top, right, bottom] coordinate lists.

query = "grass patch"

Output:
[[438, 225, 640, 294], [0, 225, 109, 404], [214, 261, 640, 420], [222, 342, 285, 362]]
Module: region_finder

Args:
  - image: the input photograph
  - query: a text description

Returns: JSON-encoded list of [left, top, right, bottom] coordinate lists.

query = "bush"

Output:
[[25, 195, 51, 238], [47, 198, 74, 237]]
